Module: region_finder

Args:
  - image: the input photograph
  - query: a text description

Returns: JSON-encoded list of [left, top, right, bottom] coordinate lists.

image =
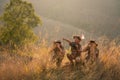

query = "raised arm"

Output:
[[63, 38, 71, 43], [58, 46, 65, 54]]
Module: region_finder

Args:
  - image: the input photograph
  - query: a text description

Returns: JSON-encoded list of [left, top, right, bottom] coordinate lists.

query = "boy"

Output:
[[50, 40, 65, 67], [82, 40, 99, 63], [63, 36, 82, 65]]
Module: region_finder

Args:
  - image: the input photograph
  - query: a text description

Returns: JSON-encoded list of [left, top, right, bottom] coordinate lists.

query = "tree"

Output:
[[0, 0, 42, 48]]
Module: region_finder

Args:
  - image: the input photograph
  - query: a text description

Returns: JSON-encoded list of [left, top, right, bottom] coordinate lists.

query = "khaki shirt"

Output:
[[69, 42, 82, 56]]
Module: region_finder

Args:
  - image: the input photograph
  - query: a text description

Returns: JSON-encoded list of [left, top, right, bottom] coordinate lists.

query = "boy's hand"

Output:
[[56, 43, 60, 48]]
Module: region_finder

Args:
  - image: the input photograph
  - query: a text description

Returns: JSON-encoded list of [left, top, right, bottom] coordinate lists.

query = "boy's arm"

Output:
[[57, 45, 65, 55], [59, 47, 65, 54], [63, 38, 71, 43], [96, 49, 99, 58], [82, 46, 89, 52], [58, 46, 63, 53]]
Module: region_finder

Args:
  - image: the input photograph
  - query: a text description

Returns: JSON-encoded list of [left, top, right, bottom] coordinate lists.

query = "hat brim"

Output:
[[54, 41, 61, 44], [90, 40, 98, 46], [73, 36, 81, 40]]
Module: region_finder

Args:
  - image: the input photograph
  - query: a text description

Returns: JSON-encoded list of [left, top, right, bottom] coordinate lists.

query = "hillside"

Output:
[[34, 16, 95, 43], [0, 0, 120, 80], [29, 0, 120, 38]]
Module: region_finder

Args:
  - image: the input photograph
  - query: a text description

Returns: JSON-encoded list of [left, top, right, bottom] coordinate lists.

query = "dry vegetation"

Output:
[[0, 37, 120, 80]]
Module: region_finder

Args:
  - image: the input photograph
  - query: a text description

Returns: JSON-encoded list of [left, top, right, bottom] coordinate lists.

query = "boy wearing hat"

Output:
[[82, 40, 99, 63], [63, 36, 82, 65], [50, 40, 65, 67]]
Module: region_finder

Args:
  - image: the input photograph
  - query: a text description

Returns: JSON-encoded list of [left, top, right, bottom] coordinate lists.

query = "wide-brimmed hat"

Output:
[[89, 40, 98, 46], [54, 40, 61, 44], [73, 36, 81, 40]]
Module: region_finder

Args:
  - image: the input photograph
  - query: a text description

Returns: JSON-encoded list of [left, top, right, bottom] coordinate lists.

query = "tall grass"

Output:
[[0, 37, 120, 80]]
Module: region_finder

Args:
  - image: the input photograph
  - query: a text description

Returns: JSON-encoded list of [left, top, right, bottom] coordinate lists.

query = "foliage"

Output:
[[0, 0, 42, 48]]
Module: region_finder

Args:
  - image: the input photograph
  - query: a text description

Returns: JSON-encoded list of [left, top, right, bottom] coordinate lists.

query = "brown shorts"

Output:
[[67, 53, 79, 60]]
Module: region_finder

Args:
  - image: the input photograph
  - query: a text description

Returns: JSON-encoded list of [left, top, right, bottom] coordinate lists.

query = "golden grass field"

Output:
[[0, 37, 120, 80]]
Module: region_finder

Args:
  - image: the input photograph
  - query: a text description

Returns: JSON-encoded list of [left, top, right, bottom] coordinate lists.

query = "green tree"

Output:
[[0, 0, 42, 48]]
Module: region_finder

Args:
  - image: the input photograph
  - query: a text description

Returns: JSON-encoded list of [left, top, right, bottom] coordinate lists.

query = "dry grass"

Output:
[[0, 37, 120, 80]]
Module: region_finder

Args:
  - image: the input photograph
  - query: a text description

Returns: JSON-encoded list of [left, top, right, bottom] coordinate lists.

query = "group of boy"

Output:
[[50, 36, 99, 67]]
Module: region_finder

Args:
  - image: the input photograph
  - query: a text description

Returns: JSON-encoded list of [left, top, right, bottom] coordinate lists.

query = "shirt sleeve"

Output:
[[82, 46, 89, 52], [69, 42, 76, 47]]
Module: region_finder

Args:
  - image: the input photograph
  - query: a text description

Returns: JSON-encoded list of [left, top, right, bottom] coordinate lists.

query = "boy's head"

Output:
[[88, 40, 98, 47], [54, 40, 61, 44], [54, 40, 61, 46], [73, 36, 81, 43]]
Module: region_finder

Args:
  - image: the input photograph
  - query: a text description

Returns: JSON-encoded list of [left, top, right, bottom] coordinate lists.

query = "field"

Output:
[[0, 37, 120, 80], [0, 0, 120, 80]]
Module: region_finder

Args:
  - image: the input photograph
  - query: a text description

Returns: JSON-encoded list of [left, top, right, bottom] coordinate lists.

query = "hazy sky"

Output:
[[28, 0, 120, 37], [29, 0, 120, 24], [1, 0, 120, 28]]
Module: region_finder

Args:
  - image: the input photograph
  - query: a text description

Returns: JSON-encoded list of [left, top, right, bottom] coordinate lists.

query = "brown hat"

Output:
[[89, 40, 98, 46], [73, 36, 81, 40], [54, 40, 61, 44]]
